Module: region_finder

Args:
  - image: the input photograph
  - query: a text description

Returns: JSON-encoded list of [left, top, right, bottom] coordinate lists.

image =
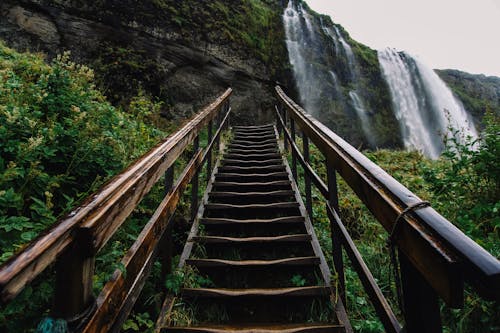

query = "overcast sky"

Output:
[[305, 0, 500, 77]]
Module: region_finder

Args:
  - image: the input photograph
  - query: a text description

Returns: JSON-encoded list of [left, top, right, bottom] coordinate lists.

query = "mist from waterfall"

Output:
[[378, 48, 478, 158]]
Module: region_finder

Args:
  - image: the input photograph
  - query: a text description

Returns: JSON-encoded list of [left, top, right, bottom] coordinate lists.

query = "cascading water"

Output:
[[283, 1, 322, 115], [349, 91, 376, 146], [378, 48, 478, 158], [285, 1, 377, 147]]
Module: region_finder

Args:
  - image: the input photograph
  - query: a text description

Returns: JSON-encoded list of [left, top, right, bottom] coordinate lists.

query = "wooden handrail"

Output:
[[275, 85, 500, 331], [0, 88, 232, 328]]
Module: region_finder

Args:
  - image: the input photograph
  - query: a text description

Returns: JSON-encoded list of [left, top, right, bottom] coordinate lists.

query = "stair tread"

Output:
[[162, 323, 343, 333], [213, 181, 291, 187], [222, 159, 283, 165], [209, 190, 294, 197], [215, 172, 288, 178], [192, 234, 311, 244], [200, 216, 304, 225], [186, 256, 320, 267], [205, 202, 299, 210], [181, 286, 330, 298]]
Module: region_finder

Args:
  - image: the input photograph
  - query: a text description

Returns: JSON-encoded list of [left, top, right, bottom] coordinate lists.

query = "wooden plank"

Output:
[[209, 190, 294, 198], [0, 88, 232, 304], [81, 151, 203, 333], [326, 204, 402, 333], [186, 257, 320, 268], [218, 165, 285, 173], [227, 148, 278, 155], [224, 153, 282, 160], [228, 143, 278, 149], [192, 234, 311, 244], [200, 216, 304, 225], [276, 86, 473, 306], [204, 202, 299, 210], [230, 139, 277, 146], [213, 180, 291, 188], [222, 159, 283, 166], [215, 172, 288, 179], [181, 286, 330, 298], [162, 323, 344, 333]]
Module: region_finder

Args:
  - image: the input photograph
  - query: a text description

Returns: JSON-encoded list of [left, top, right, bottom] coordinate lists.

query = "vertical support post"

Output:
[[215, 108, 222, 154], [399, 252, 442, 333], [277, 104, 283, 137], [54, 248, 95, 327], [290, 118, 297, 181], [303, 134, 312, 219], [207, 119, 213, 182], [191, 136, 200, 221], [158, 165, 174, 287], [327, 158, 345, 305], [283, 106, 289, 151]]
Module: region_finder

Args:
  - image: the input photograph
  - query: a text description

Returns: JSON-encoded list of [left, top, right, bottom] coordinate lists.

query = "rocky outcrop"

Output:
[[437, 69, 500, 124], [0, 0, 290, 125]]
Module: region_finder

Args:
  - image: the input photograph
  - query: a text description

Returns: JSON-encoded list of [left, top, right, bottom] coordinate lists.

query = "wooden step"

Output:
[[215, 172, 288, 180], [199, 216, 304, 225], [233, 135, 276, 141], [186, 257, 320, 268], [224, 153, 282, 160], [162, 323, 344, 333], [228, 148, 278, 155], [181, 286, 330, 298], [204, 202, 300, 211], [218, 165, 286, 173], [213, 180, 291, 188], [228, 143, 278, 151], [209, 190, 294, 199], [230, 139, 277, 146], [192, 234, 311, 244], [221, 159, 283, 166]]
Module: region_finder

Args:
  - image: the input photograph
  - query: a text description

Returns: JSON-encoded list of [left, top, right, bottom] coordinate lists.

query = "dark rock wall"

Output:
[[0, 0, 290, 125]]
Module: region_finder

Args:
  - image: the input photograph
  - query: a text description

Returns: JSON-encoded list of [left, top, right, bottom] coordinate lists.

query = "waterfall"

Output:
[[284, 1, 377, 147], [378, 48, 478, 158], [283, 1, 321, 115], [349, 91, 376, 147]]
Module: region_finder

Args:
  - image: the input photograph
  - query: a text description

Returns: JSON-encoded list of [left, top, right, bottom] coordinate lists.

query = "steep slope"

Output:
[[0, 0, 290, 124], [437, 69, 500, 125]]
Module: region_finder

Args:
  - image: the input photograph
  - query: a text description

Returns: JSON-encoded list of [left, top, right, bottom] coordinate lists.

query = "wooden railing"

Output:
[[0, 88, 232, 332], [275, 86, 500, 333]]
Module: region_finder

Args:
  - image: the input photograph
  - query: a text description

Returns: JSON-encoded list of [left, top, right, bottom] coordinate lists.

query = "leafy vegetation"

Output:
[[294, 112, 499, 332], [0, 41, 167, 332]]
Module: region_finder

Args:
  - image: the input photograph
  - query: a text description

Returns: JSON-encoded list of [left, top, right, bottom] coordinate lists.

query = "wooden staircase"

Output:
[[156, 125, 345, 332]]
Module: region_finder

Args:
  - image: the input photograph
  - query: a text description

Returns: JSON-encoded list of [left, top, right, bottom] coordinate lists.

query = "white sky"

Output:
[[305, 0, 500, 77]]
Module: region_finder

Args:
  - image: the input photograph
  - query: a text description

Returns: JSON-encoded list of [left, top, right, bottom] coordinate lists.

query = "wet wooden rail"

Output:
[[275, 85, 500, 333], [0, 88, 232, 331]]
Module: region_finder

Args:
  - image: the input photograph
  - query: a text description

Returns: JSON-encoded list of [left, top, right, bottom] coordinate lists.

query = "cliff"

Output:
[[437, 69, 500, 125], [0, 0, 290, 124]]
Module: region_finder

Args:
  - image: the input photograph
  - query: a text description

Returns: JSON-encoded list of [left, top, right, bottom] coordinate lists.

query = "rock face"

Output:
[[0, 0, 290, 125], [437, 69, 500, 125]]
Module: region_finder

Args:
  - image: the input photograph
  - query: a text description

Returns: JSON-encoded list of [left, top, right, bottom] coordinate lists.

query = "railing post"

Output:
[[326, 158, 345, 305], [158, 166, 175, 287], [191, 136, 200, 221], [207, 120, 213, 182], [283, 107, 289, 151], [277, 104, 284, 137], [290, 118, 297, 181], [303, 133, 312, 219], [399, 251, 442, 333], [53, 248, 95, 329]]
